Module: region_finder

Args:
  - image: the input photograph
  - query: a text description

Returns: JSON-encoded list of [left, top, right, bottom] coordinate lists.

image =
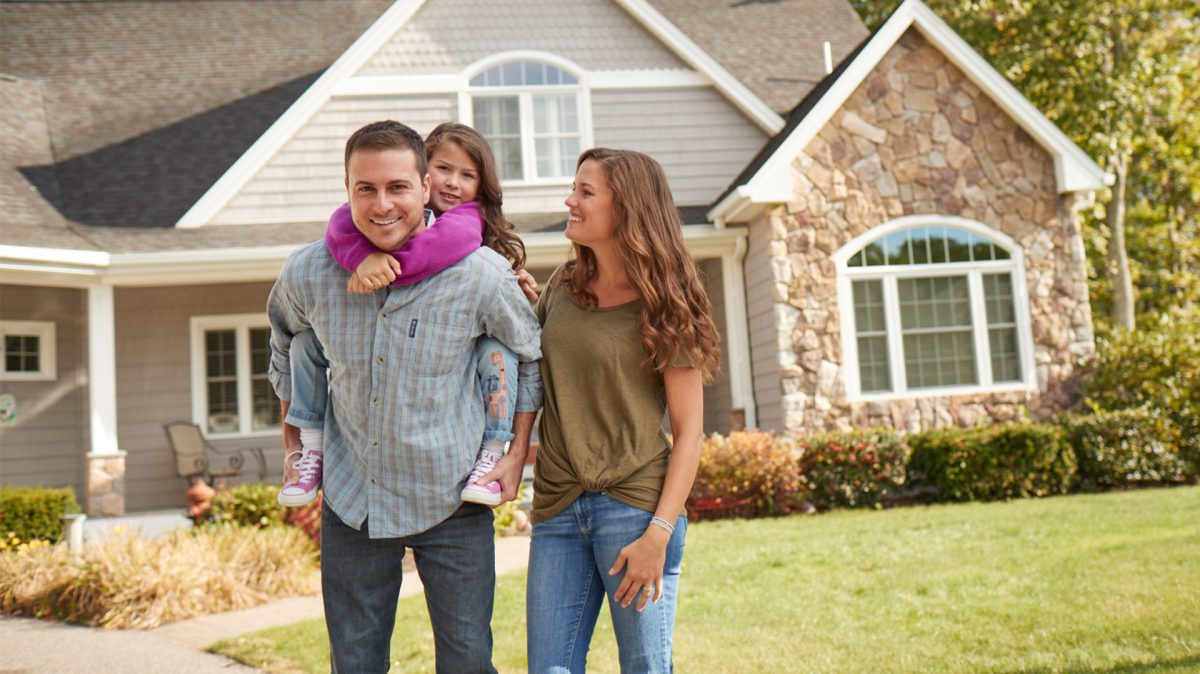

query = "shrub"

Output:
[[0, 487, 80, 545], [1085, 310, 1200, 473], [798, 429, 908, 510], [1061, 407, 1189, 491], [908, 422, 1076, 502], [493, 485, 531, 536], [193, 482, 287, 529], [688, 431, 808, 520], [0, 525, 318, 629]]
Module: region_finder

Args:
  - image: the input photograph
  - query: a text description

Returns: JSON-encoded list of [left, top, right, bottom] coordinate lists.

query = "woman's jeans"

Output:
[[286, 330, 516, 443], [527, 492, 687, 673]]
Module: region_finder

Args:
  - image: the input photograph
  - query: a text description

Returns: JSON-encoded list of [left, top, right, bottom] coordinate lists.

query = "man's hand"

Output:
[[477, 449, 526, 505], [349, 252, 401, 294], [514, 268, 539, 302]]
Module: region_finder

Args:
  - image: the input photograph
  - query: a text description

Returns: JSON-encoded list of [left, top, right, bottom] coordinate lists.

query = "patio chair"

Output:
[[164, 420, 267, 484]]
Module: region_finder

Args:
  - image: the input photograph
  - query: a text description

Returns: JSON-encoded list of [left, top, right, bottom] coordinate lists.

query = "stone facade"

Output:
[[86, 451, 127, 516], [765, 28, 1094, 435]]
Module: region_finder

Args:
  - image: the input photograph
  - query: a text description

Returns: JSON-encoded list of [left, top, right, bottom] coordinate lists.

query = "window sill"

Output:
[[849, 381, 1036, 403]]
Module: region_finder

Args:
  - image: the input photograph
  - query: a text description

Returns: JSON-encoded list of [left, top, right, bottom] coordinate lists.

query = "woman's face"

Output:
[[564, 159, 616, 248], [427, 141, 480, 215]]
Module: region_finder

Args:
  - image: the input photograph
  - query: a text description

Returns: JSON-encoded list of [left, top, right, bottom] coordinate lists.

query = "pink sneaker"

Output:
[[461, 451, 502, 506], [278, 448, 322, 507]]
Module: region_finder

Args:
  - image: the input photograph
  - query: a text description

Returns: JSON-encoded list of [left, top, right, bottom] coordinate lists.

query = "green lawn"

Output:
[[212, 486, 1200, 673]]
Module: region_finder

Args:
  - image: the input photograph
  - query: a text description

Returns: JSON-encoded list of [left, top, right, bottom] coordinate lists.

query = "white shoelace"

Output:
[[293, 450, 321, 482], [467, 453, 498, 483]]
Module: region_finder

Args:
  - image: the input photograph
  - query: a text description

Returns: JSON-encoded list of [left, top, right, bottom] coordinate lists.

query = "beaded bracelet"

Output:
[[649, 516, 675, 535]]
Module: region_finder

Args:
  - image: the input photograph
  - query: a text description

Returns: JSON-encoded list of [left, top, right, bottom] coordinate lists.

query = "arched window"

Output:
[[836, 217, 1034, 398], [468, 61, 582, 183]]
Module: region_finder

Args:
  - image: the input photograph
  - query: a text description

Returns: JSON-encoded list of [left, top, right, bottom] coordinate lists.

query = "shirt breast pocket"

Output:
[[407, 318, 475, 379]]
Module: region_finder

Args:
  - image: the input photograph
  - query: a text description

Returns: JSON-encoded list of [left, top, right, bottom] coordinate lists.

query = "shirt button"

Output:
[[375, 356, 384, 364], [372, 397, 379, 406], [371, 477, 378, 484], [371, 439, 379, 446], [379, 313, 385, 321]]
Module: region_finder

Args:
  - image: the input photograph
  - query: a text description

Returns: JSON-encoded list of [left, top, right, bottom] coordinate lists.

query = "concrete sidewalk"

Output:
[[0, 535, 530, 673]]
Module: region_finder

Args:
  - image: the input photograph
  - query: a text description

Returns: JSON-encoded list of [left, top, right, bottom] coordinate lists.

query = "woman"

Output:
[[527, 148, 721, 673]]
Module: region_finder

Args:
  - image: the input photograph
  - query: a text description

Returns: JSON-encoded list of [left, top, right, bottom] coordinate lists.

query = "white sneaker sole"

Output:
[[277, 489, 318, 507], [461, 488, 501, 506]]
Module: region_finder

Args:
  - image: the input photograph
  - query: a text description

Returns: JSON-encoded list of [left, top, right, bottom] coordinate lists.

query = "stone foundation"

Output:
[[86, 451, 127, 516]]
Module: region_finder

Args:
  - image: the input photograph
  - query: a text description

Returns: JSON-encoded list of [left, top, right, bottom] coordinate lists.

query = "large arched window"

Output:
[[467, 60, 583, 183], [835, 216, 1035, 399]]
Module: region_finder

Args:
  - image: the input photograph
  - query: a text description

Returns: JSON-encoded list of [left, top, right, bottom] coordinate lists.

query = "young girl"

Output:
[[277, 122, 530, 508], [527, 148, 720, 672]]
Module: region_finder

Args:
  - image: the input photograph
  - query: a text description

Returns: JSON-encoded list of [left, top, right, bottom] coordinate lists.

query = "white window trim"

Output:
[[834, 215, 1037, 401], [459, 51, 594, 187], [189, 313, 279, 439], [0, 320, 56, 382]]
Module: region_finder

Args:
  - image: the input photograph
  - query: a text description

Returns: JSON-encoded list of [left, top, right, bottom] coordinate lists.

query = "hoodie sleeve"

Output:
[[324, 203, 377, 273]]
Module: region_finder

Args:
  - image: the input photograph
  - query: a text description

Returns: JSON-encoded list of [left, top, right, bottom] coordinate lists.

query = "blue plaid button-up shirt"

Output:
[[267, 234, 542, 538]]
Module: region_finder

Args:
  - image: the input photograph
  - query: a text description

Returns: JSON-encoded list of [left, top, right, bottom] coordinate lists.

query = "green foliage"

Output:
[[1061, 407, 1190, 491], [0, 487, 80, 545], [908, 423, 1076, 502], [493, 485, 531, 536], [798, 429, 908, 510], [194, 482, 288, 529], [1084, 309, 1200, 469], [688, 431, 808, 520]]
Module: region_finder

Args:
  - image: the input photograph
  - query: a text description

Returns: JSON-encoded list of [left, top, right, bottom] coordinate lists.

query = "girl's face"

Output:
[[427, 141, 480, 215], [564, 159, 616, 249]]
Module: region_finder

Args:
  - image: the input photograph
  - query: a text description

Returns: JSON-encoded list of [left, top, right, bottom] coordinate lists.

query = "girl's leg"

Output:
[[461, 337, 518, 506], [280, 330, 328, 507], [589, 494, 686, 674]]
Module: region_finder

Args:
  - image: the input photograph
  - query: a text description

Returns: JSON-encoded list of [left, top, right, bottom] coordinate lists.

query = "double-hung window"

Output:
[[190, 314, 280, 436], [838, 219, 1033, 398], [468, 61, 583, 183]]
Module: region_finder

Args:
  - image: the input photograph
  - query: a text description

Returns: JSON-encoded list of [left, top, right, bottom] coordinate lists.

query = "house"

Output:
[[0, 0, 1107, 516]]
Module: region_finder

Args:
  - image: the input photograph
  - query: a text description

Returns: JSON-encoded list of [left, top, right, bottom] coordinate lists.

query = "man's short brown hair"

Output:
[[344, 120, 427, 177]]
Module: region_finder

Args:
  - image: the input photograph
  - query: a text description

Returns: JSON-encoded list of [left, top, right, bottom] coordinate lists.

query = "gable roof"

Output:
[[708, 0, 1113, 225]]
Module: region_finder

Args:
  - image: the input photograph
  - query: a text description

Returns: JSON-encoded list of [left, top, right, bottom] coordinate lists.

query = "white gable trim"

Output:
[[176, 0, 783, 229], [174, 0, 428, 229], [614, 0, 783, 135], [709, 0, 1111, 225]]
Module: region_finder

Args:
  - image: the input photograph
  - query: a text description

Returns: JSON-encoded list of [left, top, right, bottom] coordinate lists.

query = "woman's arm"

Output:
[[609, 366, 704, 611]]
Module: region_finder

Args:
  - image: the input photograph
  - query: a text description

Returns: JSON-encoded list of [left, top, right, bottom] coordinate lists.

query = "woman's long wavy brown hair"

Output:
[[425, 122, 526, 270], [557, 148, 721, 383]]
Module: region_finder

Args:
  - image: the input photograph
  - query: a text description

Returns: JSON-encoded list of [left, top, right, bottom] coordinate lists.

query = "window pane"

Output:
[[4, 334, 40, 372], [250, 329, 281, 431], [852, 280, 891, 392], [898, 276, 976, 388], [910, 228, 930, 264], [473, 97, 522, 180], [863, 242, 886, 266], [984, 273, 1020, 382], [857, 336, 892, 392], [884, 231, 910, 265], [204, 330, 238, 432], [853, 280, 886, 332], [945, 228, 972, 262], [533, 94, 578, 134], [989, 328, 1021, 382], [471, 62, 577, 88], [983, 273, 1016, 324]]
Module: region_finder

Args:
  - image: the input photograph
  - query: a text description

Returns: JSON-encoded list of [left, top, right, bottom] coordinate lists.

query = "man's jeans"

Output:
[[285, 330, 516, 443], [321, 499, 498, 674], [526, 492, 686, 673]]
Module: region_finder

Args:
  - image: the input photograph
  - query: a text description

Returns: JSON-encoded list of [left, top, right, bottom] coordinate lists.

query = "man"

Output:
[[267, 120, 541, 673]]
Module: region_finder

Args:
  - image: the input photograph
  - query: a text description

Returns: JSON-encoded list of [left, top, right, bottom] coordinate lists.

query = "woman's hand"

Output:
[[609, 525, 671, 611], [349, 252, 402, 294], [514, 268, 539, 302]]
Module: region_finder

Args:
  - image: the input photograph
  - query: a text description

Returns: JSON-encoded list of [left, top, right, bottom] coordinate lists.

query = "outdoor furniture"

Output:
[[164, 420, 267, 484]]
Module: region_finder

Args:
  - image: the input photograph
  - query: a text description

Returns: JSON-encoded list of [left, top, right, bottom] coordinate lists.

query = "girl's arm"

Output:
[[608, 366, 704, 612], [324, 202, 485, 287]]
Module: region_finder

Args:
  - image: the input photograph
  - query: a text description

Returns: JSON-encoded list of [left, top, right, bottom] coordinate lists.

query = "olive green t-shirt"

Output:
[[532, 279, 688, 524]]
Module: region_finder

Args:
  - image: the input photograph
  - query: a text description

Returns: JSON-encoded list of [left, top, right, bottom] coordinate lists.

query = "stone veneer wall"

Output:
[[767, 28, 1094, 435]]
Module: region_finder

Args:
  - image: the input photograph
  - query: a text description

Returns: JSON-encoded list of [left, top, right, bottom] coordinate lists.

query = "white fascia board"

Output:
[[613, 0, 784, 135], [174, 0, 428, 229], [713, 0, 1109, 225]]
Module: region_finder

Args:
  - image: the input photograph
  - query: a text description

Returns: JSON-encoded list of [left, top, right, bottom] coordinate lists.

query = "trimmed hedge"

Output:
[[1061, 407, 1189, 491], [908, 423, 1076, 502], [0, 487, 80, 545], [192, 482, 287, 529], [798, 429, 908, 510], [688, 431, 808, 520]]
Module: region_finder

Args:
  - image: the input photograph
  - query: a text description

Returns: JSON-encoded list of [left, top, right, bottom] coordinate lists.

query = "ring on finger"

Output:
[[642, 584, 654, 595]]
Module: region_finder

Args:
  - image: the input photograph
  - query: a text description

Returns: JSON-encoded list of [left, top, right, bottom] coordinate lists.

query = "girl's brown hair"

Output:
[[425, 122, 526, 270], [557, 147, 721, 383]]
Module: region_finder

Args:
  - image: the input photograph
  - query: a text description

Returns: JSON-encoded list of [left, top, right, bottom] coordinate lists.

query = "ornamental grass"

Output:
[[0, 524, 318, 630]]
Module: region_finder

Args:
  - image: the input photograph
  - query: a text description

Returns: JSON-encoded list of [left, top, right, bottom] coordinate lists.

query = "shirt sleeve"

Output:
[[482, 272, 543, 413], [324, 203, 377, 274], [266, 255, 311, 402], [390, 202, 485, 286]]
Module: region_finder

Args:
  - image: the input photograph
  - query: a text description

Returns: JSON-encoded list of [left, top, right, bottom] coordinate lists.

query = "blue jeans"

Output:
[[320, 499, 498, 674], [286, 331, 515, 441], [526, 492, 687, 673]]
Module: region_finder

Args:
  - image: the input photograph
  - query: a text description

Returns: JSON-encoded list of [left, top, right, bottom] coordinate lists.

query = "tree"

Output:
[[850, 0, 1200, 333]]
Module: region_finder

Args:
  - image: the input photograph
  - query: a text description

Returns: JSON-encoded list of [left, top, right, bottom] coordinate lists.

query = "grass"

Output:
[[212, 486, 1200, 673]]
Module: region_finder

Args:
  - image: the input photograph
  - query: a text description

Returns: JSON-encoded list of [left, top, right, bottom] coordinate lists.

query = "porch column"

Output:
[[86, 283, 126, 516], [721, 236, 757, 430]]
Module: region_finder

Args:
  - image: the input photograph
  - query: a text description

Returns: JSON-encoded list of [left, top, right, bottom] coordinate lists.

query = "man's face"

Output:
[[345, 147, 431, 252]]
